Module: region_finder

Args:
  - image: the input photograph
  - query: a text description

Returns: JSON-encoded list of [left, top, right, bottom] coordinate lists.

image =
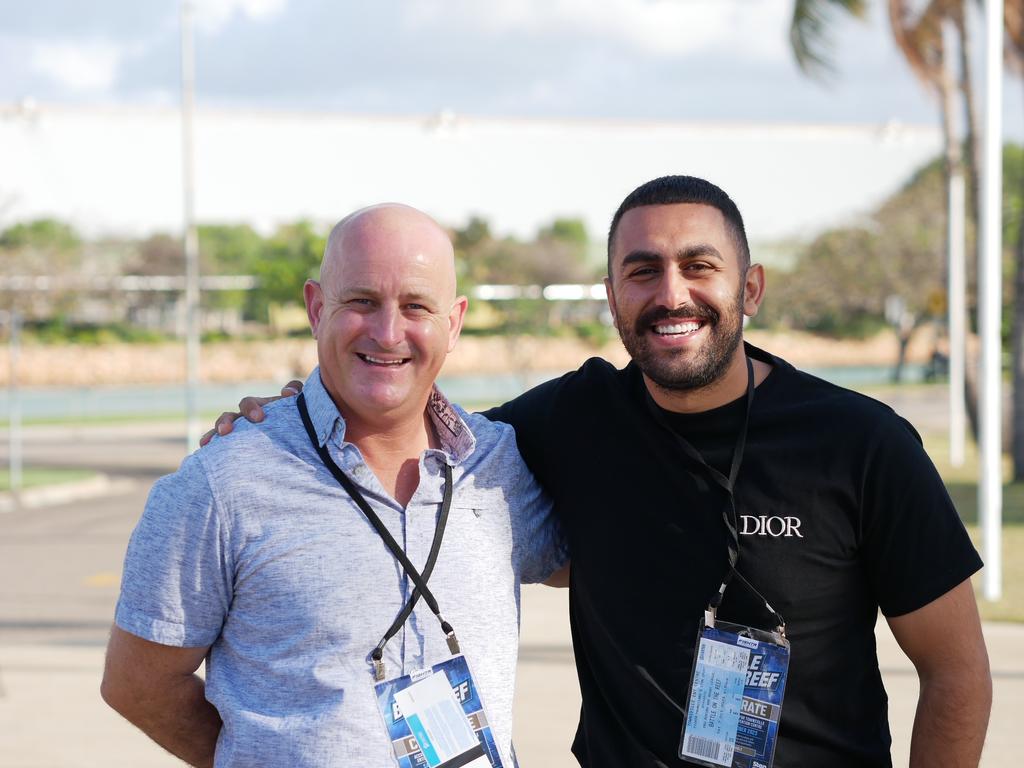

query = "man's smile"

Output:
[[356, 353, 411, 367], [652, 320, 703, 336]]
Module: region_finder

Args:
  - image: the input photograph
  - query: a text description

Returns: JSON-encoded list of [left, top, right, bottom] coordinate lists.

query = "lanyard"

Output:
[[644, 357, 785, 632], [297, 394, 460, 681]]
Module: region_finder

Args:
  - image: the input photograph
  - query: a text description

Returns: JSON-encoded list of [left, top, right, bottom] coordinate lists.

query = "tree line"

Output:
[[0, 214, 600, 342], [5, 147, 1024, 347]]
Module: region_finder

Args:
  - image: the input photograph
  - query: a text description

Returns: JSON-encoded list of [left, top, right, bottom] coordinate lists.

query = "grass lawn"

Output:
[[962, 525, 1024, 622], [923, 434, 1024, 622], [0, 468, 95, 492], [0, 409, 232, 428]]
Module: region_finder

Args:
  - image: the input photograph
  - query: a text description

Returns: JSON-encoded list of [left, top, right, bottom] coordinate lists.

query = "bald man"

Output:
[[101, 205, 566, 768]]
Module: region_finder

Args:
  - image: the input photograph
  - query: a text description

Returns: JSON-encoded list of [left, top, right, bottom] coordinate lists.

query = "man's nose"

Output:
[[654, 271, 689, 309], [368, 305, 403, 348]]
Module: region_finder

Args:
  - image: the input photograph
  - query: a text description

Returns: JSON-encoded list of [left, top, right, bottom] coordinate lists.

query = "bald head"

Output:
[[320, 204, 457, 302], [304, 203, 468, 426]]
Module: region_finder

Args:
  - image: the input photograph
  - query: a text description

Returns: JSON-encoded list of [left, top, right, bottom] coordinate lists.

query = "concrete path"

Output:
[[511, 586, 1024, 768], [0, 585, 1020, 766]]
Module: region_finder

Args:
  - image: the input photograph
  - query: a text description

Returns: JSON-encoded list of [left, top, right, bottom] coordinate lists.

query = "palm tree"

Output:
[[890, 2, 985, 435], [791, 0, 982, 432], [789, 0, 868, 76]]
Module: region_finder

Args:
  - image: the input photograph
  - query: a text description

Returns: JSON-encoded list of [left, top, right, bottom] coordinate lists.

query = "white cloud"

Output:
[[404, 0, 791, 60], [29, 40, 125, 92], [196, 0, 289, 33]]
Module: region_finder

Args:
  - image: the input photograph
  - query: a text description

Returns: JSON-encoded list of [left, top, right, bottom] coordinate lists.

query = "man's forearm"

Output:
[[908, 672, 991, 768], [103, 672, 221, 768]]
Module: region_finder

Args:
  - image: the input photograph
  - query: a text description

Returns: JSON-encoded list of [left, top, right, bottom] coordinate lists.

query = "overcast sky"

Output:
[[2, 0, 1021, 131]]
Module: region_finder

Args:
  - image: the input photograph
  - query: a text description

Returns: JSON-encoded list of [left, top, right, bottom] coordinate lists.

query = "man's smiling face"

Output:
[[305, 205, 466, 424], [605, 202, 751, 392]]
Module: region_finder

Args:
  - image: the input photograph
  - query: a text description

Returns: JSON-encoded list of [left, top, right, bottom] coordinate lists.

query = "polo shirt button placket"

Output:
[[399, 487, 415, 671], [412, 458, 447, 670]]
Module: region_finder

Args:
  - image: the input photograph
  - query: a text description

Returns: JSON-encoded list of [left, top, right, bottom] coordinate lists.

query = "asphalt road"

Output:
[[0, 423, 186, 647]]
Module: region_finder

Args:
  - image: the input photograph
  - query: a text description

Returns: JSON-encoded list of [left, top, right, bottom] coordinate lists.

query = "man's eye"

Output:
[[629, 267, 658, 277]]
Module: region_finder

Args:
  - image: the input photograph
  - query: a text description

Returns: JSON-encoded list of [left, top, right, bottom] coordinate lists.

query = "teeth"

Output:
[[362, 355, 406, 365], [654, 322, 700, 335]]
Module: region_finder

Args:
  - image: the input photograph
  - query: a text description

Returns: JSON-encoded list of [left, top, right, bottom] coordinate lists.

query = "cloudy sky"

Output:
[[2, 0, 1020, 130]]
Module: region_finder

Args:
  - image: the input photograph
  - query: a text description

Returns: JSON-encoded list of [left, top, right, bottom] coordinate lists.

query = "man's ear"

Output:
[[743, 264, 766, 318], [447, 296, 469, 353], [604, 276, 618, 325], [304, 280, 324, 338]]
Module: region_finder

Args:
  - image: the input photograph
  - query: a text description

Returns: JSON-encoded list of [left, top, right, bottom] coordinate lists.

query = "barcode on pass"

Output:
[[684, 737, 733, 765]]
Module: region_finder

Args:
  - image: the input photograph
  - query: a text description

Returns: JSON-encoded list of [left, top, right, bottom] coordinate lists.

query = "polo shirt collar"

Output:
[[426, 387, 476, 463], [301, 368, 344, 449], [302, 367, 476, 464]]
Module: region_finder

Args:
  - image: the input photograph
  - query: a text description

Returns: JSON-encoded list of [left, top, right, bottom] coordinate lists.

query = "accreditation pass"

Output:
[[680, 633, 751, 767], [390, 668, 492, 768]]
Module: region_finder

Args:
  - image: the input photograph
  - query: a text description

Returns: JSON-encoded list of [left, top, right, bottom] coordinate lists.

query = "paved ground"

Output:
[[0, 412, 1020, 766]]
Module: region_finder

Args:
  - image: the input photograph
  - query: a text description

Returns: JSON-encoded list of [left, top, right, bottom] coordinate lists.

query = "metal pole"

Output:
[[7, 311, 21, 496], [180, 0, 201, 449], [979, 0, 1004, 601], [948, 170, 967, 468], [943, 17, 967, 469]]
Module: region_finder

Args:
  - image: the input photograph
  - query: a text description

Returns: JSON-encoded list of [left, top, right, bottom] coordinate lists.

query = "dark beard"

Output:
[[615, 296, 744, 392]]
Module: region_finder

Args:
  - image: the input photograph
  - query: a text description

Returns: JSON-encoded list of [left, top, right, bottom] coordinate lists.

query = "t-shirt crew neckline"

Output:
[[645, 351, 780, 427], [643, 349, 779, 477]]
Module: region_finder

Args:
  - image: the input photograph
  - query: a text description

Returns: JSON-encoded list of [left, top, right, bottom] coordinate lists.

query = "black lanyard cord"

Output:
[[372, 461, 454, 659], [645, 357, 785, 631], [297, 394, 459, 679]]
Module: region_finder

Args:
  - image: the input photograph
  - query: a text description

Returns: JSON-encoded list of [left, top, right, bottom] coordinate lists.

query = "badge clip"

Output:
[[446, 630, 461, 655], [372, 648, 386, 682]]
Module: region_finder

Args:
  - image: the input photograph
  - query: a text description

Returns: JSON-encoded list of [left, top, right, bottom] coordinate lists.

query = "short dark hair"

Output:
[[606, 175, 750, 277]]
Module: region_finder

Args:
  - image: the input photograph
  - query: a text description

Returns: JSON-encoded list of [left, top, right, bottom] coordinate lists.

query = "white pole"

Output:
[[979, 0, 1004, 601], [943, 17, 966, 468], [180, 0, 201, 449], [7, 311, 21, 497], [948, 169, 967, 468]]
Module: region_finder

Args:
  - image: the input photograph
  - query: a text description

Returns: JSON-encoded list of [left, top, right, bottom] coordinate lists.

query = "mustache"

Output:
[[634, 303, 719, 332]]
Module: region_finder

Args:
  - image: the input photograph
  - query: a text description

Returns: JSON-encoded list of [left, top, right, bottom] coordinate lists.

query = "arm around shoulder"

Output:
[[886, 578, 992, 768], [101, 625, 221, 768]]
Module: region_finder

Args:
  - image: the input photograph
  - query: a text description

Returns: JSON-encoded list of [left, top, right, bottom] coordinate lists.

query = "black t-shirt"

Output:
[[485, 343, 982, 768]]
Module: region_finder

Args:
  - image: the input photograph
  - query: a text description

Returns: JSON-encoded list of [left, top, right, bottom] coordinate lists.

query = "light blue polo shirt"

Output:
[[115, 368, 567, 767]]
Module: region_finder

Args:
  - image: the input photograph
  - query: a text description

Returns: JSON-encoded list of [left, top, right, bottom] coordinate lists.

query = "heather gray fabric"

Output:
[[115, 368, 566, 767]]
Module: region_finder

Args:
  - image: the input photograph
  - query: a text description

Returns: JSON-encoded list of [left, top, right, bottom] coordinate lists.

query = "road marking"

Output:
[[83, 571, 119, 587]]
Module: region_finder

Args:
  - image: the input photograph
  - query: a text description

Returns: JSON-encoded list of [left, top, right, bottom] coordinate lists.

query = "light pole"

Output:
[[180, 0, 201, 449], [943, 19, 967, 469], [979, 0, 1004, 601], [3, 310, 22, 502]]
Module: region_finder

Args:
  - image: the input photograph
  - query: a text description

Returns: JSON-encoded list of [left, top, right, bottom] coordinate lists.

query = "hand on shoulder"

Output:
[[198, 380, 304, 447]]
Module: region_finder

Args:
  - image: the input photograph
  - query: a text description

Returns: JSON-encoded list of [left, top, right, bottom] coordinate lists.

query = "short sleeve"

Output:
[[483, 375, 564, 490], [860, 415, 982, 617], [508, 455, 569, 584], [114, 453, 233, 647]]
